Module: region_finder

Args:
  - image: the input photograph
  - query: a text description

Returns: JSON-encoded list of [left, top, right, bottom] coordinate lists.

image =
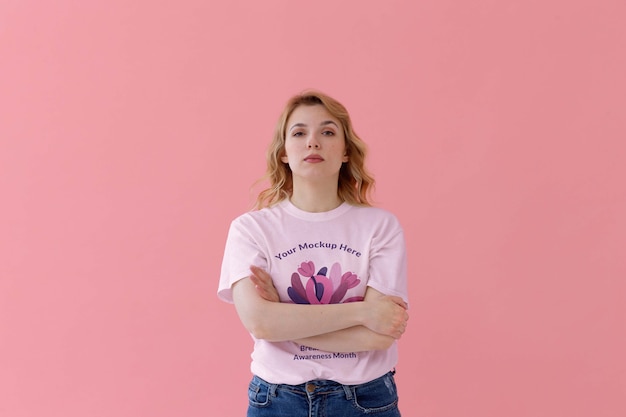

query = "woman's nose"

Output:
[[306, 137, 320, 149]]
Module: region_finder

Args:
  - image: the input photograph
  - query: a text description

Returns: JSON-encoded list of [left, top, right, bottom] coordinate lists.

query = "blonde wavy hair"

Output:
[[255, 90, 375, 209]]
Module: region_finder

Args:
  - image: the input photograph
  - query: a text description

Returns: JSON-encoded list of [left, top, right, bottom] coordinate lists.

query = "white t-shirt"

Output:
[[218, 200, 408, 385]]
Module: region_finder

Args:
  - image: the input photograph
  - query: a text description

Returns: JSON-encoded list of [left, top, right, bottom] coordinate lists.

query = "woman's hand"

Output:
[[249, 265, 280, 303], [363, 290, 409, 339]]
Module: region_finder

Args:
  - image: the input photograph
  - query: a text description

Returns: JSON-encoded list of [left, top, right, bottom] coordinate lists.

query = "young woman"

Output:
[[218, 90, 409, 416]]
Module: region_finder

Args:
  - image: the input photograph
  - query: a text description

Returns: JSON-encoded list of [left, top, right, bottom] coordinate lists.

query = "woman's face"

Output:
[[281, 104, 349, 184]]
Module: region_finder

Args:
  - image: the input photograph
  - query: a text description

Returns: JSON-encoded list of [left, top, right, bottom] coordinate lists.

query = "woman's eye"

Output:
[[322, 130, 335, 136], [292, 131, 304, 137]]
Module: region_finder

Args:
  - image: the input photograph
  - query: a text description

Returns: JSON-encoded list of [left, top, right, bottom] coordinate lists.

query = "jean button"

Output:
[[306, 383, 315, 393]]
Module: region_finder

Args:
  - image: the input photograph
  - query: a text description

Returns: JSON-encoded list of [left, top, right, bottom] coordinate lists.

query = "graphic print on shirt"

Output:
[[287, 261, 364, 305]]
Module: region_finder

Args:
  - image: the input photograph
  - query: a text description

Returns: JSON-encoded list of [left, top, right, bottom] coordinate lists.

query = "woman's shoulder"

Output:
[[349, 204, 399, 219], [347, 204, 403, 228], [230, 202, 284, 225]]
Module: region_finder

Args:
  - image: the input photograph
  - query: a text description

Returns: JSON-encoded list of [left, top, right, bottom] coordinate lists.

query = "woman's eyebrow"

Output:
[[288, 120, 338, 132], [288, 123, 307, 132]]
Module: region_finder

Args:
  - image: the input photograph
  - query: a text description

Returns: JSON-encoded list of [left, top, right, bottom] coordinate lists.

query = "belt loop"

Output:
[[268, 383, 278, 398], [342, 384, 353, 400]]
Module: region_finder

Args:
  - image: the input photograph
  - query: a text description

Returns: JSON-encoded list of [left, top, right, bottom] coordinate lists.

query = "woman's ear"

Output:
[[281, 154, 289, 163]]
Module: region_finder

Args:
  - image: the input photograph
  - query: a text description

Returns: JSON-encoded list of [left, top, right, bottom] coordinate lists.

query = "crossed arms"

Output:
[[231, 266, 409, 353]]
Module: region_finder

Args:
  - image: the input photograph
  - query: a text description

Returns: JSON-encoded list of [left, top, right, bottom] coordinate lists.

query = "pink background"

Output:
[[1, 1, 625, 416]]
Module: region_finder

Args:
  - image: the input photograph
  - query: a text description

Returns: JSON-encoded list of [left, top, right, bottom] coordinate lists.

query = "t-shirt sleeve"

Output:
[[366, 213, 409, 305], [217, 215, 268, 303]]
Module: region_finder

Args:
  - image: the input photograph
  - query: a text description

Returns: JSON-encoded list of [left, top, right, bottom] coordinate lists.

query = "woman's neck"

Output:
[[289, 180, 342, 213]]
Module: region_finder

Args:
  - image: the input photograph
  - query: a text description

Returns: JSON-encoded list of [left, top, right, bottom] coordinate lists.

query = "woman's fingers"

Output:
[[249, 266, 280, 302], [388, 295, 408, 310], [363, 296, 409, 338]]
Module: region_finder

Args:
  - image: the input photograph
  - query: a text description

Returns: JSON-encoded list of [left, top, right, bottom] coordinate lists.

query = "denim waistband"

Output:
[[251, 369, 396, 399]]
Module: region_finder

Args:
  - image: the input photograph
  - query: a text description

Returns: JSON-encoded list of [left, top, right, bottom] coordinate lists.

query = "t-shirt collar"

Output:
[[280, 199, 353, 221]]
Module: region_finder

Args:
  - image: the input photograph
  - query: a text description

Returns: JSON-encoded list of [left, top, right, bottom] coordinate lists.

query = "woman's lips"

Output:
[[304, 154, 324, 163]]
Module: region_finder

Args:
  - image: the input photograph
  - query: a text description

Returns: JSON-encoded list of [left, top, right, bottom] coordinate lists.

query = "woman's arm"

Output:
[[294, 326, 395, 352], [293, 287, 403, 352], [233, 267, 408, 342], [242, 267, 408, 346]]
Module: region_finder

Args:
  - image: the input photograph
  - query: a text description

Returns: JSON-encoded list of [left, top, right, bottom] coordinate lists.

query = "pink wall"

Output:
[[1, 1, 624, 416]]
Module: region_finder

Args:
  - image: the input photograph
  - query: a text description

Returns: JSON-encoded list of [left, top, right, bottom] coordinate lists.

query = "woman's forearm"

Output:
[[232, 277, 408, 342], [233, 277, 368, 341], [295, 326, 396, 352]]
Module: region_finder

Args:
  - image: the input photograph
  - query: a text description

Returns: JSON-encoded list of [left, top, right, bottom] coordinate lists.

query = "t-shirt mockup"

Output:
[[218, 200, 408, 385]]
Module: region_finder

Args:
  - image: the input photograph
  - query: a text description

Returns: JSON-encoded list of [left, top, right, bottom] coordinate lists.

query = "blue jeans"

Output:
[[246, 371, 401, 417]]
